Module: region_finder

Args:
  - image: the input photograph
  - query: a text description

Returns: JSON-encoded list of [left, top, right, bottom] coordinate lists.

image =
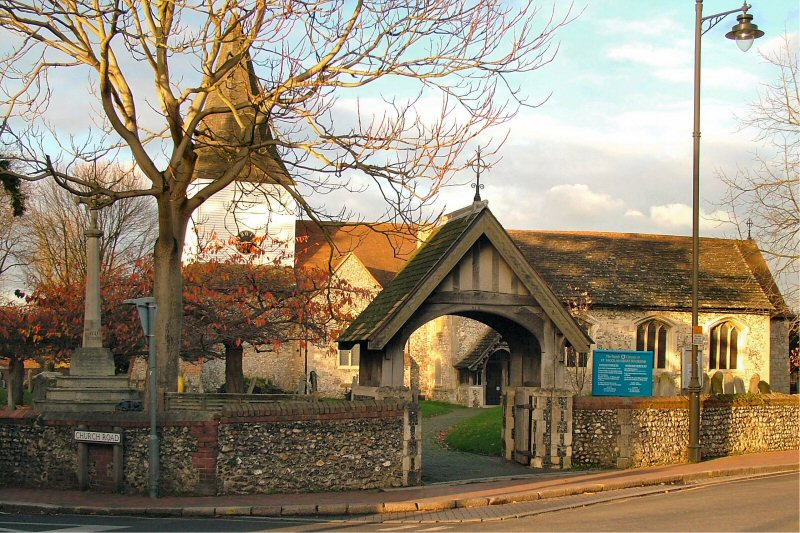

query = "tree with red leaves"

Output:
[[182, 255, 366, 394], [1, 263, 151, 408]]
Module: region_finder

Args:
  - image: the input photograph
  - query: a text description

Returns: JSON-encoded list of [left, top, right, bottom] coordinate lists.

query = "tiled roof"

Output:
[[294, 221, 417, 286], [508, 230, 776, 312], [454, 331, 507, 370], [339, 211, 479, 342]]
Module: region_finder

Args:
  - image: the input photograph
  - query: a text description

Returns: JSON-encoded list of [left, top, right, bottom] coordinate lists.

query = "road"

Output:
[[0, 473, 796, 532]]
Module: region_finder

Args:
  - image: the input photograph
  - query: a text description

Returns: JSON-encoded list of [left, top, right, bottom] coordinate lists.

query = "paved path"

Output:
[[0, 450, 796, 520], [421, 406, 541, 483]]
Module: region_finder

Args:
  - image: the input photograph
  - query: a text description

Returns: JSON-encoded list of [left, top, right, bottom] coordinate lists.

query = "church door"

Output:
[[485, 359, 503, 405]]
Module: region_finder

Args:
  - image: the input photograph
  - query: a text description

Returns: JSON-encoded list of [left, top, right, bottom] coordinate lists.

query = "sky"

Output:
[[419, 0, 798, 239], [1, 0, 797, 300]]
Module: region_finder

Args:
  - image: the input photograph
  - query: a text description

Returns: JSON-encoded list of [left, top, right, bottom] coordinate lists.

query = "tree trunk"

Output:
[[8, 356, 24, 408], [152, 204, 189, 411], [224, 341, 245, 394]]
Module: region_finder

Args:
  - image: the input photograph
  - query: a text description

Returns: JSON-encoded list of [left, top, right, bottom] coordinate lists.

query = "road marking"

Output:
[[420, 527, 452, 531], [380, 526, 418, 531]]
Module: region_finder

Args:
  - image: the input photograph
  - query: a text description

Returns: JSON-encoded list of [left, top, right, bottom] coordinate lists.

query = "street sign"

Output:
[[692, 333, 705, 346], [74, 430, 121, 444]]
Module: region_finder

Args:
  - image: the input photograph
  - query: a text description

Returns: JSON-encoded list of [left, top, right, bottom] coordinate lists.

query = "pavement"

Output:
[[0, 407, 797, 520]]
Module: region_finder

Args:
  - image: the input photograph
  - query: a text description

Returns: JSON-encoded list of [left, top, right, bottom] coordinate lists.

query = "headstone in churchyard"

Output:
[[733, 376, 745, 394], [701, 373, 711, 394], [723, 373, 735, 394], [655, 373, 676, 397], [748, 374, 761, 394], [757, 380, 772, 394], [710, 371, 723, 394]]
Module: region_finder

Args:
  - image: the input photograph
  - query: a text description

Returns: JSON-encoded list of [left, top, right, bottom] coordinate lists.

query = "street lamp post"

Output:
[[688, 0, 763, 464], [124, 297, 159, 498]]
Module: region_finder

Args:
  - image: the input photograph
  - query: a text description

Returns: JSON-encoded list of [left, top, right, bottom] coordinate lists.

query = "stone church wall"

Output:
[[572, 395, 799, 468], [769, 318, 790, 394], [585, 308, 773, 394]]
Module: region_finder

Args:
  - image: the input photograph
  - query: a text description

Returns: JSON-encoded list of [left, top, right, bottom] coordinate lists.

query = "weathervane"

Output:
[[470, 147, 488, 202], [745, 218, 753, 240]]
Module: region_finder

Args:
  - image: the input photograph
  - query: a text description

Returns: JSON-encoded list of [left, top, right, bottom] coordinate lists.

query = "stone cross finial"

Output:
[[470, 147, 487, 202], [745, 218, 753, 240]]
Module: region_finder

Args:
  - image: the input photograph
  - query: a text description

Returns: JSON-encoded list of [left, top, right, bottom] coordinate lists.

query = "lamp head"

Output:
[[725, 11, 764, 52]]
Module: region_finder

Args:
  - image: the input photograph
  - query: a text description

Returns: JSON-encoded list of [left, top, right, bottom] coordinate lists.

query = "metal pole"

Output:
[[688, 0, 703, 464], [147, 302, 159, 498]]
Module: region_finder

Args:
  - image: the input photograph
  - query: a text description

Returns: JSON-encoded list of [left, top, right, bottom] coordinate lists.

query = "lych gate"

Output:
[[339, 201, 592, 470]]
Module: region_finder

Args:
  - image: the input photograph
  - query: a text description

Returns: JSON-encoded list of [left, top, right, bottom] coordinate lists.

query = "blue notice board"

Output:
[[592, 350, 654, 397]]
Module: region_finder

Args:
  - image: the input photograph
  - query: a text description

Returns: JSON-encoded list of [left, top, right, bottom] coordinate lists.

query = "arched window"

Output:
[[709, 321, 738, 370], [636, 319, 668, 369]]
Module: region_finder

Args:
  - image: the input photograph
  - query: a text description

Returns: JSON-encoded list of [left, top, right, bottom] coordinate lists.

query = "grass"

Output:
[[445, 405, 503, 456], [419, 400, 458, 418], [0, 388, 33, 407]]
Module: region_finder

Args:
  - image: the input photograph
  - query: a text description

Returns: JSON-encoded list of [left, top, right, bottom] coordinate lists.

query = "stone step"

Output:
[[45, 387, 142, 402], [55, 376, 134, 390], [35, 398, 141, 413]]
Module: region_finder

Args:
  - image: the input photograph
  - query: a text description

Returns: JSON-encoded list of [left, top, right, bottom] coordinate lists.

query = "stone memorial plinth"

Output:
[[35, 210, 141, 413]]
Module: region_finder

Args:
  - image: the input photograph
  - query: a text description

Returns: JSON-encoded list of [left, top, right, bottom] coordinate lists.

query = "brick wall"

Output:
[[0, 399, 419, 496], [572, 394, 799, 468]]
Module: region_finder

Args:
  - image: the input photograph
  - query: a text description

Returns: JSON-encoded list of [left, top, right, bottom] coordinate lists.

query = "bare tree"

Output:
[[0, 1, 575, 405], [718, 35, 799, 320], [19, 163, 156, 287]]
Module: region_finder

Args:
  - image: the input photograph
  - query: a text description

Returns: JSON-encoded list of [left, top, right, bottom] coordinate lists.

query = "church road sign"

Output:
[[592, 350, 654, 396], [74, 430, 122, 444]]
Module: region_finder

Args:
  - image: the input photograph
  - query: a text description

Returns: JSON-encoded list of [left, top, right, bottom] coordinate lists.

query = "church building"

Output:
[[178, 33, 792, 401]]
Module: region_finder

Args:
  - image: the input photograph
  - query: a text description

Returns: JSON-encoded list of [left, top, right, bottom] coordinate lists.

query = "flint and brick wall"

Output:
[[0, 399, 419, 496], [572, 395, 799, 468]]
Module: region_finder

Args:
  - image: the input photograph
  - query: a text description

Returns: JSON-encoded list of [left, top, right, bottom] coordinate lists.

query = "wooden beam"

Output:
[[427, 291, 539, 308]]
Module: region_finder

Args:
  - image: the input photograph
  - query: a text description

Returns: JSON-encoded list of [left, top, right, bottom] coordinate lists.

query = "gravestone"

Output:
[[701, 373, 711, 394], [748, 374, 761, 394], [655, 373, 676, 397], [733, 376, 746, 394], [723, 373, 735, 394], [710, 371, 724, 394], [757, 380, 772, 394]]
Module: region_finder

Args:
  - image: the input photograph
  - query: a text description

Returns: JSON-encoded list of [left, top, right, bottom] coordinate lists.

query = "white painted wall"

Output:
[[184, 180, 296, 266]]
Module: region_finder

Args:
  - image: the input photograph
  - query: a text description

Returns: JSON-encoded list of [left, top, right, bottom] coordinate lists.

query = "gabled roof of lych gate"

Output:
[[508, 230, 780, 314], [339, 204, 594, 352]]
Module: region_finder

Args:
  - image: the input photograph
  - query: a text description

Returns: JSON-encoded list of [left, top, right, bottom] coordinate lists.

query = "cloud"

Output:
[[546, 184, 624, 214], [597, 17, 683, 38], [756, 32, 799, 58], [649, 203, 734, 231], [607, 43, 687, 69]]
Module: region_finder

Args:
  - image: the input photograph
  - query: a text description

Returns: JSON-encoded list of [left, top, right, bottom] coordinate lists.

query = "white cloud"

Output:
[[755, 32, 799, 58], [607, 43, 687, 69], [649, 203, 735, 231], [546, 184, 624, 214], [597, 17, 683, 38]]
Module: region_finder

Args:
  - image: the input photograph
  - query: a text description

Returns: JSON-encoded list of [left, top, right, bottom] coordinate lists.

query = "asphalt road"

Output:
[[0, 473, 796, 532]]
